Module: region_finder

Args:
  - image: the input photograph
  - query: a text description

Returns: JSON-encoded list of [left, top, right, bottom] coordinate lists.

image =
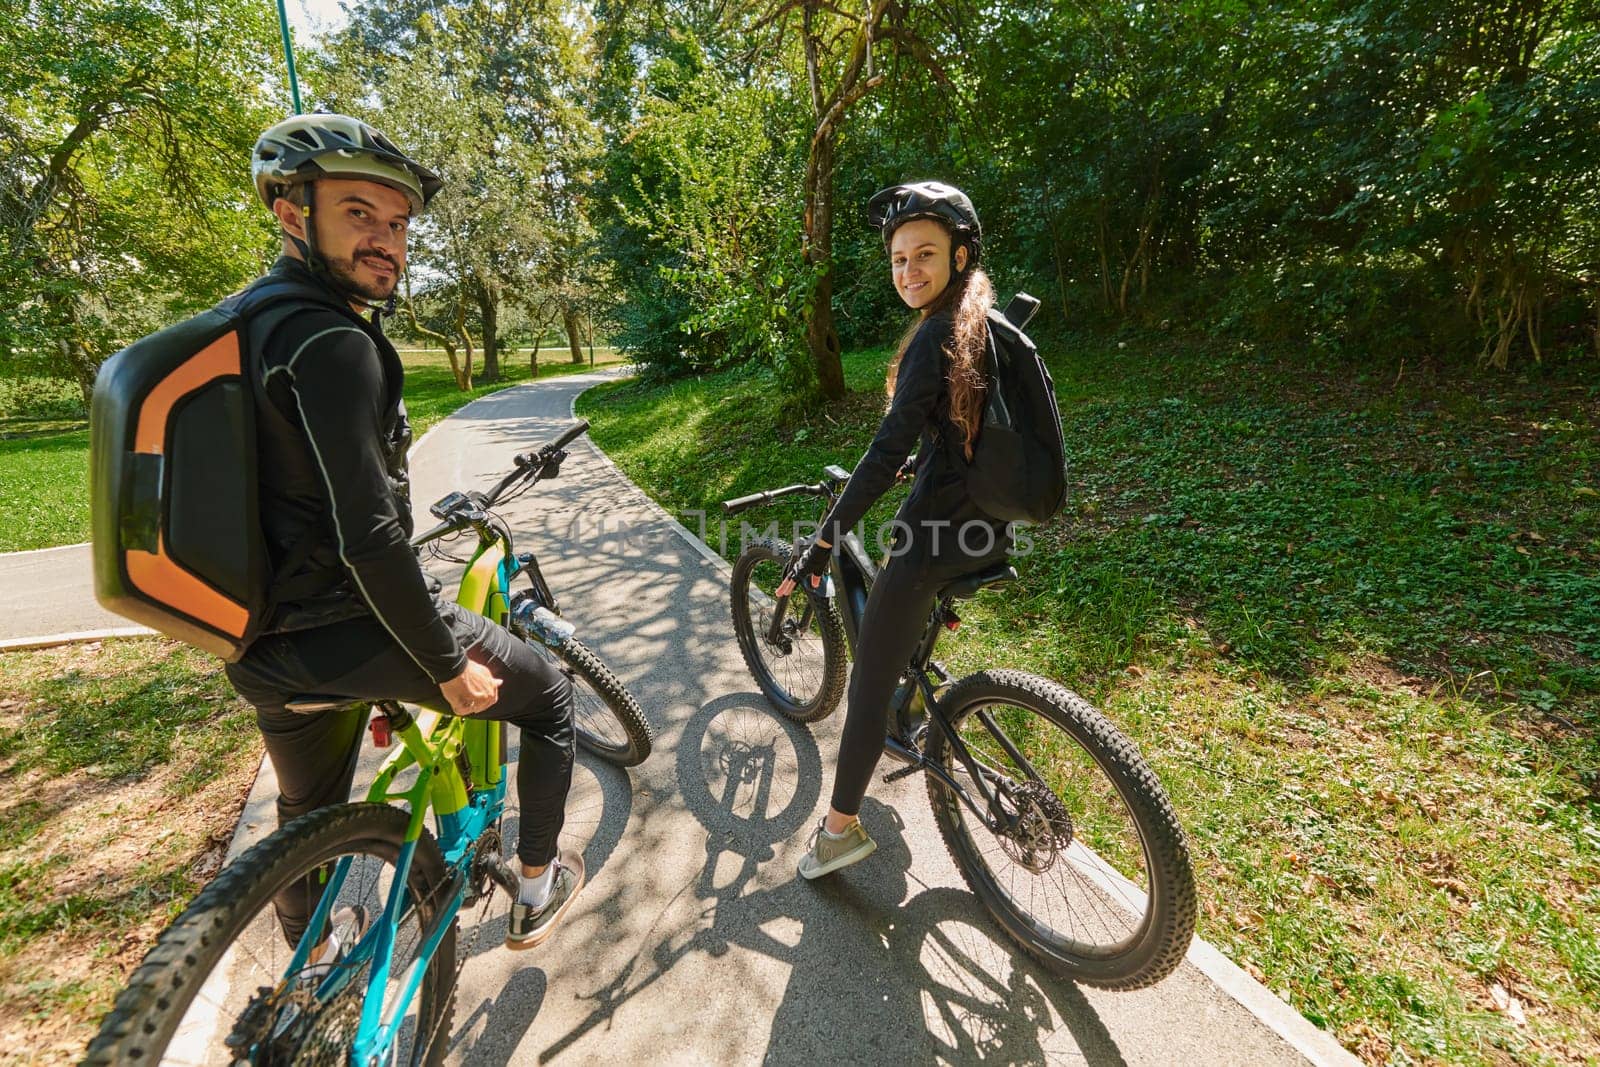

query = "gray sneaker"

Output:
[[505, 848, 586, 950], [797, 820, 877, 880]]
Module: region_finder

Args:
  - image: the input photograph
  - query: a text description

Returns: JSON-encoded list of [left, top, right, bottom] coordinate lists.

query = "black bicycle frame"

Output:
[[824, 521, 1020, 835], [725, 466, 1029, 835]]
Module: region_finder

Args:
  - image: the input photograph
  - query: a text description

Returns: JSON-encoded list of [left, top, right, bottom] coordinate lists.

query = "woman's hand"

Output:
[[775, 537, 832, 598]]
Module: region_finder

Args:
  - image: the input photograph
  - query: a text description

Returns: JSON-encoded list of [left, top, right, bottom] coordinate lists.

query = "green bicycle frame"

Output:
[[288, 532, 518, 1065]]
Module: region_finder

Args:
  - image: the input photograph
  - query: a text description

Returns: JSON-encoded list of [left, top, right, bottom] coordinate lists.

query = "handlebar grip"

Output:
[[549, 419, 590, 453], [722, 482, 827, 514], [722, 492, 768, 515]]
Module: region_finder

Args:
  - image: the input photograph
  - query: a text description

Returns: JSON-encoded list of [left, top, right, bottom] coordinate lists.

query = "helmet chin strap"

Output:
[[290, 182, 397, 319]]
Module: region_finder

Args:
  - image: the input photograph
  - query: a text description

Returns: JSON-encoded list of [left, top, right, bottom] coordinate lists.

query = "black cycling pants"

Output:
[[226, 601, 573, 945], [830, 551, 993, 817]]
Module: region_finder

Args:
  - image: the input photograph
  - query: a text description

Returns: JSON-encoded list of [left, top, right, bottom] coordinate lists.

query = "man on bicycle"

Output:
[[226, 112, 583, 956]]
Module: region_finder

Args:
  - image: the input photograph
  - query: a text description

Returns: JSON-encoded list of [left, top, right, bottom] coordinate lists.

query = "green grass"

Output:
[[0, 639, 261, 1057], [0, 428, 91, 552], [577, 336, 1600, 1065], [0, 346, 626, 552]]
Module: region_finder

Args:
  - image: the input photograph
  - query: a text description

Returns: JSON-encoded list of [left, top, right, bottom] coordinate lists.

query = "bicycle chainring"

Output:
[[995, 780, 1074, 874]]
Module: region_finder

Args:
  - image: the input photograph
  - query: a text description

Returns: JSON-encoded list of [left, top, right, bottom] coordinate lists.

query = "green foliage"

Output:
[[619, 67, 812, 379], [592, 0, 1600, 372], [0, 0, 282, 393], [319, 0, 604, 381], [579, 336, 1600, 1062]]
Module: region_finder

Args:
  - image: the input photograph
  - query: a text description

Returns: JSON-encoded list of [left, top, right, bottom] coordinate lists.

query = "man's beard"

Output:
[[324, 249, 401, 303]]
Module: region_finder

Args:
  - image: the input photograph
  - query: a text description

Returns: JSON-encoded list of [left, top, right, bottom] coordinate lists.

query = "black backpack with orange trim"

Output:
[[89, 277, 346, 660]]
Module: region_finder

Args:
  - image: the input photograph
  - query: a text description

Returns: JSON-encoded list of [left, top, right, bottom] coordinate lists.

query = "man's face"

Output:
[[285, 177, 412, 302]]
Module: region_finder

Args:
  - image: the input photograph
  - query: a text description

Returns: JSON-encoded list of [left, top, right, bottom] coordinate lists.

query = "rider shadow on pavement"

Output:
[[536, 693, 1128, 1066], [445, 748, 635, 1063]]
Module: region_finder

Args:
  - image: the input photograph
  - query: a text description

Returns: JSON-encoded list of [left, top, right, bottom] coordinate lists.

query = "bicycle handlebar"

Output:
[[722, 482, 826, 515], [410, 419, 592, 546]]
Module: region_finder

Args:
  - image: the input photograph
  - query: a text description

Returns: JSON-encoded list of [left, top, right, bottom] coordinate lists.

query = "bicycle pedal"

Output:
[[882, 763, 920, 784]]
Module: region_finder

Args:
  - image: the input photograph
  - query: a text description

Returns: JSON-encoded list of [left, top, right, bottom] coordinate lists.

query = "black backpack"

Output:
[[89, 276, 352, 661], [955, 293, 1068, 524]]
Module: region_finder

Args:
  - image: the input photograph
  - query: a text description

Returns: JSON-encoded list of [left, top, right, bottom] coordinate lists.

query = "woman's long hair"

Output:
[[884, 241, 994, 460]]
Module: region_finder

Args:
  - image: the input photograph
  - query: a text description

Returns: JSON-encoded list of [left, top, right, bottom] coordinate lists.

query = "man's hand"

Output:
[[775, 537, 832, 598], [440, 658, 502, 716]]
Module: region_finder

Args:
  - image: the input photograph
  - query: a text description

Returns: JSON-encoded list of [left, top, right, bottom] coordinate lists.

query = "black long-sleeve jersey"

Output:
[[818, 311, 1008, 563], [244, 256, 467, 684]]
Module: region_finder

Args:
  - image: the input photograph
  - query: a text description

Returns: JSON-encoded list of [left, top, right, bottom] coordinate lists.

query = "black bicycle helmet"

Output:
[[867, 181, 982, 263]]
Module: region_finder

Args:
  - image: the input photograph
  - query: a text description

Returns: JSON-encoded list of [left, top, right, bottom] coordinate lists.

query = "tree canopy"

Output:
[[1, 0, 1595, 395]]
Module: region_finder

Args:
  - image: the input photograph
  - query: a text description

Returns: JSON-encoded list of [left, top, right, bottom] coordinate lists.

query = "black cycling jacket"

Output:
[[242, 256, 467, 684], [818, 311, 1008, 564]]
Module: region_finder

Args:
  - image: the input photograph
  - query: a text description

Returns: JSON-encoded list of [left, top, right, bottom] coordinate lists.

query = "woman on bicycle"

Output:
[[776, 180, 1010, 878]]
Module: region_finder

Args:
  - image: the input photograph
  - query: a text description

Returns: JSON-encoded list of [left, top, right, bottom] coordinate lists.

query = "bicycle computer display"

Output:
[[430, 491, 471, 520]]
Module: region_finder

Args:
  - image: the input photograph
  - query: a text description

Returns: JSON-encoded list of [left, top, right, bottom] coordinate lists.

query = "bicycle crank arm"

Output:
[[473, 848, 522, 901]]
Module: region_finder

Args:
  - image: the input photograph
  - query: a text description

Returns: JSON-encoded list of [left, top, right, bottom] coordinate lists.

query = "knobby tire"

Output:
[[730, 537, 848, 722], [925, 669, 1196, 990], [85, 803, 456, 1066], [533, 636, 653, 767]]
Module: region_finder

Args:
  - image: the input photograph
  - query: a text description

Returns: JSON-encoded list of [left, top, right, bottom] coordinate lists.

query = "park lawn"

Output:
[[0, 346, 625, 552], [0, 638, 260, 1064], [576, 337, 1600, 1066]]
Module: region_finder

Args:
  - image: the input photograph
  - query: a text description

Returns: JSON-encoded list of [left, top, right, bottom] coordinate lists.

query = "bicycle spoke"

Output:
[[944, 698, 1157, 960]]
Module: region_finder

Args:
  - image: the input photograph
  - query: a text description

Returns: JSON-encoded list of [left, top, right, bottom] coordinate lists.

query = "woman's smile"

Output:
[[889, 218, 962, 311]]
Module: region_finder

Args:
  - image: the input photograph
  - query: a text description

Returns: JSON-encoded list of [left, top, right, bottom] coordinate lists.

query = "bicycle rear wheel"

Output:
[[730, 537, 847, 722], [527, 635, 653, 767], [86, 803, 456, 1066], [925, 670, 1196, 990]]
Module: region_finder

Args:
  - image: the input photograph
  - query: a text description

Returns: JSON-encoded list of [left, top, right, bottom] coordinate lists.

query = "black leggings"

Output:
[[226, 601, 573, 944], [830, 551, 994, 817]]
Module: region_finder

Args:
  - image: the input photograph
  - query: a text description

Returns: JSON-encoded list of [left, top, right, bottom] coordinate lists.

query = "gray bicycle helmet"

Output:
[[867, 181, 982, 263], [252, 113, 443, 215]]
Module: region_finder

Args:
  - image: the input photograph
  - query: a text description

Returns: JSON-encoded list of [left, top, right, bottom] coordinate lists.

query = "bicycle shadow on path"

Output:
[[515, 693, 1127, 1067]]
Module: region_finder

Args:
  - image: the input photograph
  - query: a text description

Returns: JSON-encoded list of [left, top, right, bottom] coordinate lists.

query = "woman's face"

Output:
[[890, 218, 967, 310]]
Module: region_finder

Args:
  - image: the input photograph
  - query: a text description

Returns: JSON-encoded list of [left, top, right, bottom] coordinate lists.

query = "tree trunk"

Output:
[[1592, 284, 1599, 358], [803, 126, 845, 400], [453, 297, 475, 385], [563, 306, 585, 363], [473, 278, 500, 383], [402, 278, 467, 389]]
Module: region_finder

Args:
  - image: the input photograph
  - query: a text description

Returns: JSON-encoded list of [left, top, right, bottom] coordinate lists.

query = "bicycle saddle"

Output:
[[937, 562, 1018, 601], [284, 693, 361, 714]]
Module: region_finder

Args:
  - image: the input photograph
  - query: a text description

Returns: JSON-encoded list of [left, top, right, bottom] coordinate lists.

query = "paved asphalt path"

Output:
[[6, 368, 1356, 1065], [0, 542, 132, 639]]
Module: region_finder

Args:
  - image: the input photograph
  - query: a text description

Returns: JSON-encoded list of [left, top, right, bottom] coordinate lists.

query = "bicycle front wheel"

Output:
[[925, 670, 1196, 990], [730, 537, 848, 722], [86, 803, 456, 1066], [528, 636, 653, 766]]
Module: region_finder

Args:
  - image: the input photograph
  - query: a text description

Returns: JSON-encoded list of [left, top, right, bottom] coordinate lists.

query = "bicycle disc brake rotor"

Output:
[[996, 780, 1074, 874]]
